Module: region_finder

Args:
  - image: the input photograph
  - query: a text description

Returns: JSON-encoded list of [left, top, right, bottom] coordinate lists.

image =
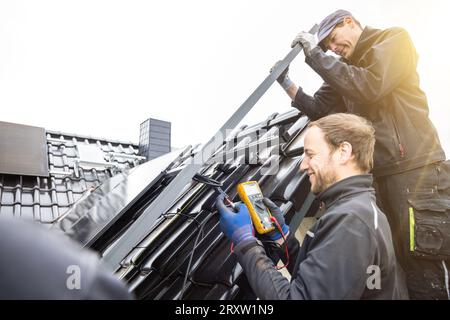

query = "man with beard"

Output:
[[215, 113, 408, 299]]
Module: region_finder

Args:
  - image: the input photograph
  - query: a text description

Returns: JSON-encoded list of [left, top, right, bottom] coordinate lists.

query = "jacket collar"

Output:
[[316, 174, 374, 209], [348, 26, 382, 64]]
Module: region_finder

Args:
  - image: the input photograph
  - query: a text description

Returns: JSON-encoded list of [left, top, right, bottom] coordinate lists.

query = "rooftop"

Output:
[[0, 127, 144, 223]]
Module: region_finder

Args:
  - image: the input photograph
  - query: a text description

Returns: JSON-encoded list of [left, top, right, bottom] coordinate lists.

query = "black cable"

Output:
[[179, 220, 206, 300], [162, 212, 203, 233], [163, 212, 206, 241], [162, 210, 208, 300], [269, 216, 289, 270], [177, 174, 235, 298], [166, 173, 225, 299]]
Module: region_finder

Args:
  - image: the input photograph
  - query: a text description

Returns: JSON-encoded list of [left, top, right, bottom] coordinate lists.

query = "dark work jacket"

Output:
[[292, 26, 445, 177], [234, 175, 409, 300], [0, 217, 133, 300]]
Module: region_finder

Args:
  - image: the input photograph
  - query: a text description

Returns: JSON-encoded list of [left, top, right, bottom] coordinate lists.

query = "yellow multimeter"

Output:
[[237, 181, 275, 234]]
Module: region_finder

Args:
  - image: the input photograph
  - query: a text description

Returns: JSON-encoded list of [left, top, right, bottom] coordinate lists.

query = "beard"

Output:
[[310, 165, 338, 195]]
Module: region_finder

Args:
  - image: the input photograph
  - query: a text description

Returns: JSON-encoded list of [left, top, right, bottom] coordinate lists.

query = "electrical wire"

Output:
[[162, 212, 203, 233], [163, 203, 212, 299], [270, 216, 289, 270], [158, 174, 227, 299], [137, 211, 204, 300], [179, 174, 225, 300], [179, 215, 207, 300]]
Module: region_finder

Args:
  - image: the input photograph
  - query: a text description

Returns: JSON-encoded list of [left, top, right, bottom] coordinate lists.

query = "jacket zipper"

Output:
[[391, 113, 405, 158]]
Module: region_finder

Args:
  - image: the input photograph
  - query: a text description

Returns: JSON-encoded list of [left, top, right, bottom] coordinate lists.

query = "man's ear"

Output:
[[338, 141, 354, 164], [344, 16, 354, 27]]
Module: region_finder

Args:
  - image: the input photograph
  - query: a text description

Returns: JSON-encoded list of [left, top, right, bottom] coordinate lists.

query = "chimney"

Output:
[[138, 118, 171, 161]]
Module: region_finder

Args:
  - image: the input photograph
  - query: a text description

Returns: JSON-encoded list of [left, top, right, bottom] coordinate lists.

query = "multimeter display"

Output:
[[243, 184, 260, 196], [237, 182, 275, 234]]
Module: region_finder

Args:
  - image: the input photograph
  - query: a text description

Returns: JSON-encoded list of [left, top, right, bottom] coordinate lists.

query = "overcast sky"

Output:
[[1, 0, 449, 155]]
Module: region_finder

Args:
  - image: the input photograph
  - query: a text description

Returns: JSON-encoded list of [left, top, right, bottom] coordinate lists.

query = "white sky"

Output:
[[1, 0, 449, 155]]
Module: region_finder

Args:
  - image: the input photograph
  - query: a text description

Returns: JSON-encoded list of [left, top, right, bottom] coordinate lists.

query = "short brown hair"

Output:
[[308, 113, 375, 173]]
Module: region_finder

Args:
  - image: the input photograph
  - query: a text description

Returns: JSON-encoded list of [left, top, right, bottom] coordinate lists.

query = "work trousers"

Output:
[[375, 160, 450, 300]]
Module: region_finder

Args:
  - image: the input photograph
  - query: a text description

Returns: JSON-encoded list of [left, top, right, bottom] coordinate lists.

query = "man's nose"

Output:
[[300, 158, 309, 172]]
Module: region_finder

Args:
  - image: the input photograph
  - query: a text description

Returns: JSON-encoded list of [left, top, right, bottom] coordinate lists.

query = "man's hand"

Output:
[[270, 61, 293, 91], [291, 31, 317, 56], [270, 61, 298, 100], [263, 198, 290, 241], [215, 195, 255, 245]]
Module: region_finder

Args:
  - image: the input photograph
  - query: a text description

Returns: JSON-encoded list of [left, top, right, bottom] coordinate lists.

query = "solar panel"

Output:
[[0, 121, 49, 177]]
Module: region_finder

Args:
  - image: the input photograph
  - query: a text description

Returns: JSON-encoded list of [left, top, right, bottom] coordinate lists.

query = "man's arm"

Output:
[[305, 28, 417, 104], [234, 213, 377, 300], [274, 62, 346, 120], [284, 82, 298, 101], [291, 82, 346, 120]]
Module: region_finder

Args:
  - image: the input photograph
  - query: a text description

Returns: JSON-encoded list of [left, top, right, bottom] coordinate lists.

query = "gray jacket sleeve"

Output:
[[291, 82, 346, 120], [234, 213, 377, 300]]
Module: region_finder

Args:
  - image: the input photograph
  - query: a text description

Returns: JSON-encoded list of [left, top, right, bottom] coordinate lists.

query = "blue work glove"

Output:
[[215, 194, 255, 245], [263, 198, 289, 241]]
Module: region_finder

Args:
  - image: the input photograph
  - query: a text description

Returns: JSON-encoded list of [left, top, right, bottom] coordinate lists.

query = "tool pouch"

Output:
[[408, 194, 450, 260]]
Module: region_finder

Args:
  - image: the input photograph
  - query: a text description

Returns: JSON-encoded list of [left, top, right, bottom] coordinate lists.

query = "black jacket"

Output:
[[0, 217, 133, 299], [234, 175, 409, 299], [292, 26, 445, 177]]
